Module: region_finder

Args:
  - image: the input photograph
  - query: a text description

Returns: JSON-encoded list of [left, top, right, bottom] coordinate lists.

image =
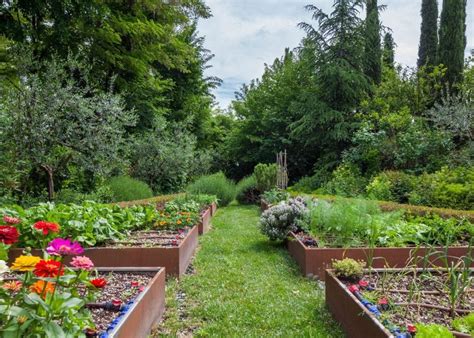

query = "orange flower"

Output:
[[176, 220, 182, 225], [2, 280, 22, 292], [30, 280, 55, 298]]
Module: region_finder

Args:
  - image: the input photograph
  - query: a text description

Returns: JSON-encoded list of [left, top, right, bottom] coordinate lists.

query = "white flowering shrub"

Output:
[[259, 197, 309, 241]]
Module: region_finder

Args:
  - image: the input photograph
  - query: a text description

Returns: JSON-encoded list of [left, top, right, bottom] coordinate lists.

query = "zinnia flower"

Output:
[[34, 221, 60, 235], [34, 259, 64, 278], [70, 256, 94, 270], [0, 225, 19, 245], [90, 278, 107, 288], [0, 260, 9, 281], [30, 280, 55, 298], [46, 238, 84, 256], [2, 280, 22, 292], [11, 255, 41, 272], [3, 215, 21, 225]]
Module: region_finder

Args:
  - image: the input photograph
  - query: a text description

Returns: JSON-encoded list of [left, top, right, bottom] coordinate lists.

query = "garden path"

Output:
[[156, 204, 343, 337]]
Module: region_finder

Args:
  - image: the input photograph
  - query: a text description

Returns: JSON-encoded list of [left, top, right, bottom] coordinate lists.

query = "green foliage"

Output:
[[409, 167, 474, 210], [415, 324, 454, 338], [0, 202, 158, 247], [259, 198, 308, 241], [452, 313, 474, 335], [366, 171, 415, 203], [438, 0, 467, 90], [236, 176, 260, 205], [107, 176, 153, 202], [364, 0, 382, 84], [417, 0, 439, 68], [187, 173, 236, 207], [130, 118, 211, 194], [332, 258, 365, 280], [172, 194, 218, 211], [382, 33, 395, 69], [322, 164, 367, 197], [254, 163, 278, 192], [261, 189, 290, 205]]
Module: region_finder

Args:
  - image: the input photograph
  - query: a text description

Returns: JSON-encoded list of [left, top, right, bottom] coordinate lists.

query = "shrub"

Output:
[[332, 258, 365, 280], [322, 164, 367, 197], [366, 171, 415, 203], [259, 198, 308, 241], [261, 189, 290, 204], [187, 172, 236, 206], [254, 163, 278, 192], [236, 175, 260, 205], [106, 176, 153, 202]]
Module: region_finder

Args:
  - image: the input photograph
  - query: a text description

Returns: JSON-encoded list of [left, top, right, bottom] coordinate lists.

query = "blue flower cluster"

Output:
[[99, 298, 136, 338]]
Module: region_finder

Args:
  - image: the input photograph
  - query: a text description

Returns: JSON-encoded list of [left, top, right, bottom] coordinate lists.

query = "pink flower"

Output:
[[46, 238, 84, 256], [3, 216, 21, 225], [70, 256, 94, 270]]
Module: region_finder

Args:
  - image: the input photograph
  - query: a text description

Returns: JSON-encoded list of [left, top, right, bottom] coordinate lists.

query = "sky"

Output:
[[197, 0, 474, 108]]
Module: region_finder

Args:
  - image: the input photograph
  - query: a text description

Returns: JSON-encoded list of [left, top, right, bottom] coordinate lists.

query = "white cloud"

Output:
[[198, 0, 474, 108]]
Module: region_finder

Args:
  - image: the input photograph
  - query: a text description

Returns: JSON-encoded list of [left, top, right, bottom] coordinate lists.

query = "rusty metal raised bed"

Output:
[[210, 202, 217, 216], [288, 232, 473, 280], [9, 226, 198, 278], [325, 269, 472, 338], [97, 267, 166, 338], [198, 206, 212, 235], [260, 199, 272, 212]]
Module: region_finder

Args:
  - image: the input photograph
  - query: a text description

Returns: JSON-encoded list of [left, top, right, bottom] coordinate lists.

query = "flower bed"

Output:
[[325, 267, 473, 338], [9, 226, 198, 277], [0, 238, 165, 337], [288, 232, 473, 280]]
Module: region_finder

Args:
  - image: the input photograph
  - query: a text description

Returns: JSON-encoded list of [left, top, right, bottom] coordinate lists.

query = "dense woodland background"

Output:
[[0, 0, 472, 209]]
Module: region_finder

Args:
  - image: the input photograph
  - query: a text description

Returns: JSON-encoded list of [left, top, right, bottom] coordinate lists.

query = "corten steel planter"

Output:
[[288, 232, 473, 280], [325, 270, 392, 338], [198, 206, 212, 235], [260, 199, 272, 212], [9, 226, 198, 278], [98, 267, 166, 338], [325, 269, 472, 338], [210, 202, 217, 216]]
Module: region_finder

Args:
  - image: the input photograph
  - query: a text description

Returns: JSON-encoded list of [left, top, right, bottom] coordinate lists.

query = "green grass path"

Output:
[[157, 205, 343, 337]]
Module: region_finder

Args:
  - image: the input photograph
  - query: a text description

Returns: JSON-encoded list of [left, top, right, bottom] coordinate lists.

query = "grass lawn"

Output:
[[156, 204, 343, 337]]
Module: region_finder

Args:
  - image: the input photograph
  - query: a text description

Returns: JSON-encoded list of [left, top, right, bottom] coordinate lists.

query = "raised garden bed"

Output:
[[325, 268, 473, 338], [260, 199, 272, 212], [9, 226, 198, 277], [210, 202, 217, 216], [91, 268, 166, 338], [198, 206, 212, 235], [288, 232, 473, 280]]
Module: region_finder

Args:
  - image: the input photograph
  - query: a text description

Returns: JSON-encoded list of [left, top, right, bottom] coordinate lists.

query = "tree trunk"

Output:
[[41, 165, 55, 201]]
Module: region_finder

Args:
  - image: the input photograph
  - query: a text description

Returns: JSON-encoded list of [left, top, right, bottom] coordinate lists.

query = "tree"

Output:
[[364, 0, 382, 84], [438, 0, 467, 89], [0, 55, 136, 200], [382, 32, 395, 69], [417, 0, 439, 68]]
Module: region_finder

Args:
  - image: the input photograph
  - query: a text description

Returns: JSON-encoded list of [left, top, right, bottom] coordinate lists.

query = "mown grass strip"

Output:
[[156, 204, 343, 337]]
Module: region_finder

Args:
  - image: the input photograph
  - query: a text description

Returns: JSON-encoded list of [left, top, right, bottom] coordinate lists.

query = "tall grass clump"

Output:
[[236, 175, 260, 205], [187, 172, 236, 206], [107, 176, 154, 202]]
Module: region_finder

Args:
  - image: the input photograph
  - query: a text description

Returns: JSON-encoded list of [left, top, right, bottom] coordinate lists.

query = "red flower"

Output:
[[90, 278, 107, 288], [34, 221, 60, 235], [3, 216, 21, 225], [0, 225, 19, 245], [131, 281, 139, 287], [407, 324, 417, 333], [34, 259, 64, 278]]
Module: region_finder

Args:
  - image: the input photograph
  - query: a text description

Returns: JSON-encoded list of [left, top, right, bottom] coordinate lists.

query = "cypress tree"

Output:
[[364, 0, 382, 84], [438, 0, 467, 89], [417, 0, 439, 68], [382, 32, 395, 69]]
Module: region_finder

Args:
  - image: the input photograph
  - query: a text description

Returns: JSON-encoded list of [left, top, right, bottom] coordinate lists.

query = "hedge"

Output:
[[291, 192, 474, 222], [114, 193, 184, 208]]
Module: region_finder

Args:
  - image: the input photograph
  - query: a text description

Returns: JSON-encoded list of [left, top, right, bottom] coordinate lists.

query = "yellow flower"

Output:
[[17, 316, 27, 324], [176, 219, 182, 225], [11, 255, 41, 272]]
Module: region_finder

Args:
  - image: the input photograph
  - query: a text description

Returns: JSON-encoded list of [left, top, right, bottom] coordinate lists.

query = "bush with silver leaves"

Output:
[[259, 197, 309, 241]]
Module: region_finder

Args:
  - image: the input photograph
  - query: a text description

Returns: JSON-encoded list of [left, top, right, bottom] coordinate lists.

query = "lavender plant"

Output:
[[259, 198, 309, 241]]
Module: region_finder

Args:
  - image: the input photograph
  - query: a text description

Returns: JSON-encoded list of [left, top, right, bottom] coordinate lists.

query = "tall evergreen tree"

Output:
[[364, 0, 382, 84], [438, 0, 467, 89], [417, 0, 439, 68], [382, 32, 395, 69]]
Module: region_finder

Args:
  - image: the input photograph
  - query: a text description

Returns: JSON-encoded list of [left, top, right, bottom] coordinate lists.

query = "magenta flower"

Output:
[[70, 256, 94, 270], [46, 238, 84, 256]]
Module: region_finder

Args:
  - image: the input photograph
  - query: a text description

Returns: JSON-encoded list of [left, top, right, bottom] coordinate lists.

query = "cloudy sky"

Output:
[[197, 0, 474, 108]]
